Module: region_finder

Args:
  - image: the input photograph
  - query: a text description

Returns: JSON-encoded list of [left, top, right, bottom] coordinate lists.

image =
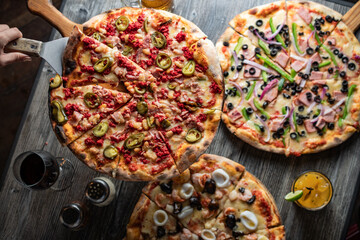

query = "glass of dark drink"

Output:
[[12, 150, 74, 191]]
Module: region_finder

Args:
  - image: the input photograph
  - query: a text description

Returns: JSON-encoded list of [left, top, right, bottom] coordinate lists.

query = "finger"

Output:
[[0, 27, 23, 48], [0, 24, 10, 33], [0, 52, 31, 67]]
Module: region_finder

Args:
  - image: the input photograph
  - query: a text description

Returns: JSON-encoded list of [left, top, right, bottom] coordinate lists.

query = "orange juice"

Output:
[[141, 0, 173, 11], [292, 171, 333, 211]]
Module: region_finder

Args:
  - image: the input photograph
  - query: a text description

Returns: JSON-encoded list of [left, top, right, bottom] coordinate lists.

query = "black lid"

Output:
[[85, 178, 109, 204]]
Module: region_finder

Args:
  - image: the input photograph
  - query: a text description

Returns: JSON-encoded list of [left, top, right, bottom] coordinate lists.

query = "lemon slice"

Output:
[[285, 190, 303, 202]]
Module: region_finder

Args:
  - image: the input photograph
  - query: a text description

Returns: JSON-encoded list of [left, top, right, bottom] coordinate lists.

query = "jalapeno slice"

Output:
[[182, 60, 195, 76], [156, 53, 172, 70], [115, 16, 129, 31], [167, 82, 176, 90], [122, 45, 133, 56], [147, 116, 155, 128], [144, 18, 149, 33], [137, 101, 148, 115], [185, 101, 199, 112], [84, 92, 102, 108], [185, 129, 202, 143], [50, 74, 62, 89], [94, 57, 113, 73], [135, 86, 146, 94], [161, 119, 171, 128], [92, 32, 101, 42], [103, 145, 119, 159], [51, 100, 68, 125], [151, 31, 167, 49], [93, 121, 109, 137], [125, 133, 145, 149]]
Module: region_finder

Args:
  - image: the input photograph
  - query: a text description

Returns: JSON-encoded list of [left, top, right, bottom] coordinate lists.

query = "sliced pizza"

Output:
[[49, 79, 131, 145]]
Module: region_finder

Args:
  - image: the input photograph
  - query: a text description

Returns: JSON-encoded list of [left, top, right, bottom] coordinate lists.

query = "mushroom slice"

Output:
[[180, 183, 194, 199], [240, 210, 258, 231], [200, 229, 216, 240], [153, 210, 168, 226], [211, 169, 230, 188]]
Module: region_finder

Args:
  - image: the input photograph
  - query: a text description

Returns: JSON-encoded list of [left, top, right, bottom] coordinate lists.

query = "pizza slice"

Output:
[[210, 171, 281, 237], [216, 28, 294, 85], [125, 193, 199, 240], [288, 79, 359, 155], [316, 21, 360, 81], [287, 1, 342, 70], [236, 226, 285, 240], [228, 1, 291, 71], [83, 7, 207, 70], [49, 78, 131, 145], [222, 78, 295, 155], [69, 98, 179, 181], [63, 27, 156, 93]]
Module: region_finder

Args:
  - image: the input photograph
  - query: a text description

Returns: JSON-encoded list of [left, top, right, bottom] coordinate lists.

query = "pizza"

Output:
[[49, 7, 223, 180], [218, 1, 360, 156], [126, 154, 285, 240]]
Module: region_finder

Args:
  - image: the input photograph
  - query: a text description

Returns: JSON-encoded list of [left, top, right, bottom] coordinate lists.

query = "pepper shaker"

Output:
[[59, 201, 89, 231], [85, 177, 116, 207]]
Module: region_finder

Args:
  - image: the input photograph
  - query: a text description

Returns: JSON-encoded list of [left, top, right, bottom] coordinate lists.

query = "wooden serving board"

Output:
[[0, 1, 359, 240]]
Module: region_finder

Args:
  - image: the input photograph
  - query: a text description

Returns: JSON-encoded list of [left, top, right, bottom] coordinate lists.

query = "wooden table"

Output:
[[1, 0, 359, 239]]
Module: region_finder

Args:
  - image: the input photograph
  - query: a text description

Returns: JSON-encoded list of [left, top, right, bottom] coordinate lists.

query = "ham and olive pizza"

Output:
[[49, 7, 223, 181], [125, 154, 285, 240], [218, 1, 360, 156]]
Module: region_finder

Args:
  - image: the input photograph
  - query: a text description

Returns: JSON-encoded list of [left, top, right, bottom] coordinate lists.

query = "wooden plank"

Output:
[[0, 1, 358, 240]]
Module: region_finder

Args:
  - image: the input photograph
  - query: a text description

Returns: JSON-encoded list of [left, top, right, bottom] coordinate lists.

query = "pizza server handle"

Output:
[[27, 0, 82, 37], [4, 38, 42, 57], [343, 0, 360, 32]]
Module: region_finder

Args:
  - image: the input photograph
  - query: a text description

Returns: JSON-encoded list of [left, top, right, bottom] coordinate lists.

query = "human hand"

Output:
[[0, 24, 31, 67]]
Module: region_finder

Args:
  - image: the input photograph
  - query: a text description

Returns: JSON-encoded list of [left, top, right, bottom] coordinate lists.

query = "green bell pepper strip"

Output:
[[262, 63, 268, 83], [309, 23, 322, 45], [281, 106, 287, 115], [242, 107, 250, 121], [292, 23, 304, 55], [254, 99, 270, 119], [246, 82, 255, 100], [259, 39, 270, 55], [270, 17, 286, 48], [230, 37, 243, 66], [318, 60, 331, 68], [291, 69, 297, 78], [293, 109, 298, 132], [341, 84, 357, 121], [322, 45, 338, 67], [256, 54, 294, 82], [278, 78, 285, 91], [254, 123, 262, 132], [282, 127, 291, 146]]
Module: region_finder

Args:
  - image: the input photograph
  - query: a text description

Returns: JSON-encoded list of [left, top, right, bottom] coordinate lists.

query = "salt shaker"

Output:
[[85, 177, 116, 207]]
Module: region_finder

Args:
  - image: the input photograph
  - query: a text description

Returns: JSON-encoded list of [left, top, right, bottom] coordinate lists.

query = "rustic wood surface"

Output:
[[0, 0, 359, 239]]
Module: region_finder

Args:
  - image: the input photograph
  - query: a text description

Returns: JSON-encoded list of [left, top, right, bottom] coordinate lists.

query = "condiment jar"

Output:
[[59, 201, 89, 231], [85, 177, 116, 207]]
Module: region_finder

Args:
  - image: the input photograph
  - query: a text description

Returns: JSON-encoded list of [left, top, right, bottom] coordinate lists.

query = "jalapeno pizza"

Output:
[[49, 8, 223, 181], [218, 1, 360, 156], [125, 154, 285, 240]]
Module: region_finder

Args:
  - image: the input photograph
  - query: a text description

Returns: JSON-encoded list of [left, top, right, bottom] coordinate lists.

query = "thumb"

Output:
[[0, 52, 31, 67]]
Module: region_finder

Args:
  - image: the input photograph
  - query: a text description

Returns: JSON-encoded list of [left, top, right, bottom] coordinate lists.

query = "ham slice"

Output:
[[310, 52, 322, 63], [243, 49, 255, 60], [298, 90, 314, 106], [244, 65, 261, 78], [312, 80, 327, 85], [263, 87, 278, 102], [304, 119, 316, 133], [274, 52, 289, 68], [323, 108, 336, 122], [297, 7, 312, 25], [299, 39, 307, 53], [111, 111, 124, 123], [334, 91, 346, 101], [228, 109, 242, 121], [291, 60, 306, 72], [315, 116, 326, 129], [309, 71, 323, 80], [270, 119, 282, 131], [70, 111, 83, 125]]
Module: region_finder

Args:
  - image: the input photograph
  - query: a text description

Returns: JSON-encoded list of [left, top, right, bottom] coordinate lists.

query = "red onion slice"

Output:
[[267, 18, 285, 40], [325, 98, 346, 114], [254, 81, 261, 98], [307, 31, 315, 46], [289, 107, 295, 130], [311, 104, 324, 123], [260, 79, 279, 100], [304, 59, 313, 75], [231, 51, 240, 80], [290, 54, 307, 62], [307, 101, 317, 114], [256, 113, 270, 142], [300, 79, 306, 88], [280, 107, 290, 124], [320, 87, 326, 100], [229, 81, 244, 108], [243, 59, 272, 73]]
